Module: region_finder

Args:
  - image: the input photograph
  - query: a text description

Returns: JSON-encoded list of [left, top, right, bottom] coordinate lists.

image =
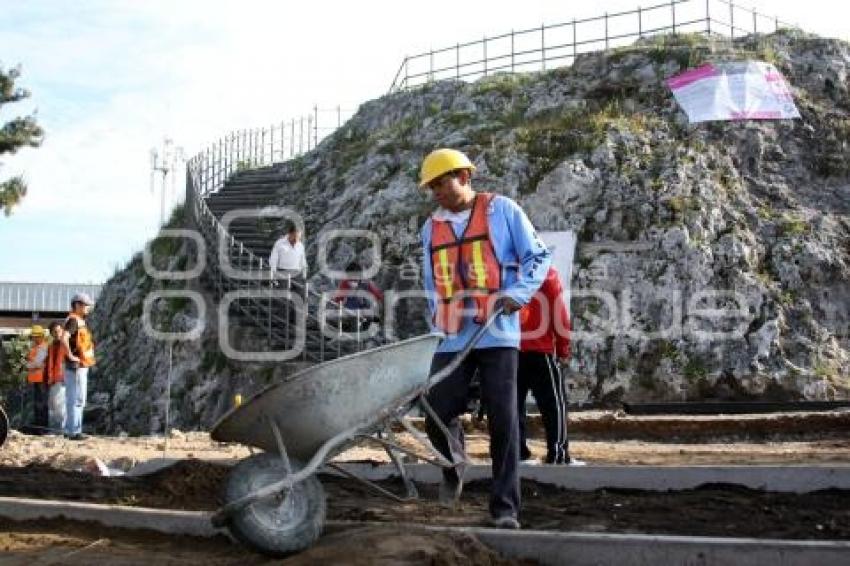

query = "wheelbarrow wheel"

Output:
[[224, 452, 326, 556]]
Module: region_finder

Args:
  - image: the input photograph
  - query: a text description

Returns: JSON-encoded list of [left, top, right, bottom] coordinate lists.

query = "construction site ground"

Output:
[[1, 410, 848, 564], [3, 410, 849, 470]]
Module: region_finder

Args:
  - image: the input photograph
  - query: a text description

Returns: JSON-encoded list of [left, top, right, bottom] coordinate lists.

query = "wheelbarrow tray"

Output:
[[211, 334, 440, 461]]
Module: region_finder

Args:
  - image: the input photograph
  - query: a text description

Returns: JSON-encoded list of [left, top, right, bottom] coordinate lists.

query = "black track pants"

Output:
[[32, 382, 49, 432], [517, 351, 569, 464]]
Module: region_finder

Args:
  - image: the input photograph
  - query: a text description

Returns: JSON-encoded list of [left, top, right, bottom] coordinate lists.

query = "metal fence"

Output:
[[196, 106, 355, 175], [389, 0, 798, 92]]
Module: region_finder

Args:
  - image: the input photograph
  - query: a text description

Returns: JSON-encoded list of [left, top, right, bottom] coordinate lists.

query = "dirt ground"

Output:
[[1, 411, 849, 564], [0, 430, 251, 472], [0, 520, 530, 566], [0, 520, 261, 566], [1, 459, 848, 541], [2, 410, 850, 471]]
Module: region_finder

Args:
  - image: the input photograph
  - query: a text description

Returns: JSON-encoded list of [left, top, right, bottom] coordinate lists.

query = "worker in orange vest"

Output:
[[62, 292, 96, 440], [45, 321, 68, 433], [331, 261, 385, 332], [419, 148, 551, 529], [25, 325, 49, 434]]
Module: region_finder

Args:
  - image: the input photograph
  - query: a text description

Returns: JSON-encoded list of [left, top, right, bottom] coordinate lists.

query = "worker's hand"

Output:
[[495, 296, 522, 314], [557, 357, 570, 367]]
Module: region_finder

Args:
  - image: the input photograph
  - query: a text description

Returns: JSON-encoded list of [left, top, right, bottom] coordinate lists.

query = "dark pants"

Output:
[[32, 382, 49, 432], [518, 352, 570, 464], [425, 347, 520, 519]]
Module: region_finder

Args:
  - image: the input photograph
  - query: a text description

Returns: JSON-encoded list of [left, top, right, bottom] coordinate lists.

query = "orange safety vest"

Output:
[[67, 312, 96, 368], [45, 341, 67, 385], [26, 343, 46, 383], [429, 192, 502, 334]]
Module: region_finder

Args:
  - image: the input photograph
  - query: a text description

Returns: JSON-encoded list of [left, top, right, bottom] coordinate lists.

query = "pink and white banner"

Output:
[[667, 61, 800, 123]]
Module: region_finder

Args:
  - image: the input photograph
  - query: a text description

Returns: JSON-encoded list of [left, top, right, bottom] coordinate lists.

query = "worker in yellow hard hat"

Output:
[[418, 148, 551, 529], [25, 325, 49, 434]]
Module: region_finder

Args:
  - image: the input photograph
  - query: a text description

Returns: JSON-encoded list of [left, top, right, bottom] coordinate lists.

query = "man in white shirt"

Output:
[[269, 226, 307, 279]]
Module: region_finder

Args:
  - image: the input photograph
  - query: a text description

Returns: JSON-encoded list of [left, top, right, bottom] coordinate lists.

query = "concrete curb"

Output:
[[128, 458, 850, 492], [404, 411, 850, 441], [0, 497, 220, 538], [2, 498, 847, 565], [329, 462, 850, 492]]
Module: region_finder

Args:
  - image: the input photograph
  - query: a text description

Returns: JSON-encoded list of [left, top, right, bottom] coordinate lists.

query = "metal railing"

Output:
[[389, 0, 799, 92], [193, 106, 354, 176], [185, 105, 386, 364]]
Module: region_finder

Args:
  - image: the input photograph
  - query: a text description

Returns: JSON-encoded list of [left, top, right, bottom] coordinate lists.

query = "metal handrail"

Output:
[[186, 107, 386, 363], [388, 0, 799, 92]]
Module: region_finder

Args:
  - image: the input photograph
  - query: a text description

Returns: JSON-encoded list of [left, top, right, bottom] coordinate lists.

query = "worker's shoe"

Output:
[[489, 515, 520, 529], [544, 455, 586, 466], [438, 476, 463, 506], [66, 433, 88, 441]]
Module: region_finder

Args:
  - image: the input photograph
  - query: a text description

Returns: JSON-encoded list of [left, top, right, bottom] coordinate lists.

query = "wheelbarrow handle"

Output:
[[424, 305, 507, 391]]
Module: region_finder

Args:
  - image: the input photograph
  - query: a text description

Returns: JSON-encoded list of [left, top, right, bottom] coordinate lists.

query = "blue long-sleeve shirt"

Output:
[[421, 194, 551, 353]]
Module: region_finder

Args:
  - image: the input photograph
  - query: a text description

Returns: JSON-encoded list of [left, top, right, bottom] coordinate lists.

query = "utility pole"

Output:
[[150, 138, 185, 226]]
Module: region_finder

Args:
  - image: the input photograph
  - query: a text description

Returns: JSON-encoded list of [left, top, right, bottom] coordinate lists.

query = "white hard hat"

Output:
[[71, 292, 95, 306]]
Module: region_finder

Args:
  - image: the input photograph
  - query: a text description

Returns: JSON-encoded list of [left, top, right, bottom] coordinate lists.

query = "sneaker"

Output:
[[520, 458, 540, 466], [489, 515, 520, 529], [438, 477, 463, 506], [67, 433, 88, 441], [568, 457, 587, 466]]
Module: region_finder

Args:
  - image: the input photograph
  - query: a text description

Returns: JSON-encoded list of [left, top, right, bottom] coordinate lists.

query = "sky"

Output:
[[0, 0, 846, 284]]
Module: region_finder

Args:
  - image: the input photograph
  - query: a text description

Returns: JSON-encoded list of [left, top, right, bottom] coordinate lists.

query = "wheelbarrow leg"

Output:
[[326, 462, 410, 503], [267, 415, 293, 476], [379, 429, 418, 499], [418, 394, 471, 470], [396, 415, 458, 469]]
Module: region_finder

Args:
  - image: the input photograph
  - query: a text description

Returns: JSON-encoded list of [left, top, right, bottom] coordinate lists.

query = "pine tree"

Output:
[[1, 64, 44, 216]]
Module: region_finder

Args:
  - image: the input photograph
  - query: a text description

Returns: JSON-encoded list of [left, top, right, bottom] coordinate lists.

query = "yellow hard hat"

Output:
[[419, 148, 476, 188], [30, 325, 46, 338]]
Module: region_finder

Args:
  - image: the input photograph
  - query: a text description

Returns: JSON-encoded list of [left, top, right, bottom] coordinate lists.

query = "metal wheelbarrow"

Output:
[[210, 309, 504, 556]]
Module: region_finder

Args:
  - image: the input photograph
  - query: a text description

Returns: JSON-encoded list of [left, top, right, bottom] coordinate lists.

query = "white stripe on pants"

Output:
[[544, 354, 567, 463]]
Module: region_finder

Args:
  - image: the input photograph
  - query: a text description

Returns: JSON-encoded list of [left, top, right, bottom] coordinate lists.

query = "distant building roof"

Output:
[[0, 282, 103, 313]]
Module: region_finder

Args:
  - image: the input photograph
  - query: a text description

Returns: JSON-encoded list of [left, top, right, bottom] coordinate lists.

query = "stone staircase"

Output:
[[196, 166, 380, 364], [204, 166, 287, 258], [182, 106, 391, 366]]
